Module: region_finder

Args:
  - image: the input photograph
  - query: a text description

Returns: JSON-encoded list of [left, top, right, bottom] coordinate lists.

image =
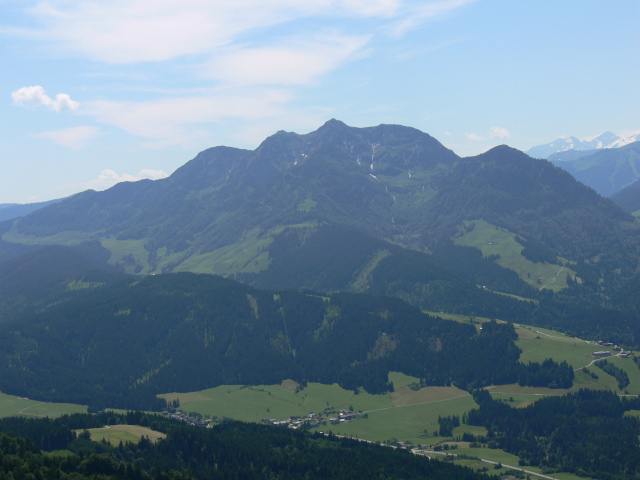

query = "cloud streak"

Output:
[[205, 34, 371, 86], [20, 0, 396, 64], [465, 132, 485, 142], [36, 125, 101, 149], [12, 85, 79, 112], [82, 88, 295, 147], [7, 0, 477, 149], [390, 0, 478, 36]]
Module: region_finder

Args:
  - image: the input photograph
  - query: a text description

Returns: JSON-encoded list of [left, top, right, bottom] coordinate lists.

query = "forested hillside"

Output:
[[0, 273, 572, 410], [467, 389, 640, 479], [610, 178, 640, 213], [0, 242, 123, 324], [0, 412, 488, 480]]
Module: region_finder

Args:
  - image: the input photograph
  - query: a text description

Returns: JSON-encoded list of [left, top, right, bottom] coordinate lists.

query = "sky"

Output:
[[1, 0, 638, 204]]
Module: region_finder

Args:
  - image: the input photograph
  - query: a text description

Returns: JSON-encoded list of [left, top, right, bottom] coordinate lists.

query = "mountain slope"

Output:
[[0, 272, 569, 410], [0, 198, 64, 222], [548, 141, 640, 197], [610, 178, 640, 213], [3, 120, 638, 298], [0, 242, 124, 323]]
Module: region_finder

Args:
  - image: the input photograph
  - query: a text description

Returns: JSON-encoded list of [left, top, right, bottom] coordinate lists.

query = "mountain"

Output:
[[610, 178, 640, 213], [527, 131, 640, 159], [547, 148, 599, 163], [2, 120, 638, 301], [0, 197, 64, 222], [0, 272, 571, 410], [548, 141, 640, 197]]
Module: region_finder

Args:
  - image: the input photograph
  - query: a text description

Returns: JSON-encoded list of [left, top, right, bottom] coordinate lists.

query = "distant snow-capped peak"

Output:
[[527, 130, 640, 158]]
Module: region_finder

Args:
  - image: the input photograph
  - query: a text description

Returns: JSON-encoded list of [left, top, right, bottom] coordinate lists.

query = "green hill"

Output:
[[0, 272, 573, 410]]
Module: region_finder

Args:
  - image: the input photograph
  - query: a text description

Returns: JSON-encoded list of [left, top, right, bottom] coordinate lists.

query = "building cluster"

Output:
[[262, 409, 359, 430], [164, 410, 212, 427], [591, 341, 634, 358]]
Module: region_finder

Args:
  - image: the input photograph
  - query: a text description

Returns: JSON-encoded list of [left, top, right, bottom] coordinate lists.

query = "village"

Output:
[[261, 408, 358, 430]]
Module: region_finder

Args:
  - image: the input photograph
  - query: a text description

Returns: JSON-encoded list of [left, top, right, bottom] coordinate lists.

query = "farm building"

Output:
[[591, 351, 612, 358]]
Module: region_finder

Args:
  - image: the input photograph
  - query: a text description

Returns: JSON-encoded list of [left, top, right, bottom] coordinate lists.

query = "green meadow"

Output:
[[85, 425, 166, 445], [0, 392, 86, 419], [155, 316, 639, 458], [454, 219, 576, 291]]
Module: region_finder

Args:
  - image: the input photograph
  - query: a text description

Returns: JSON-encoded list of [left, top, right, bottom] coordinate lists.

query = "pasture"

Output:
[[86, 425, 166, 445], [453, 219, 576, 291], [0, 392, 86, 419]]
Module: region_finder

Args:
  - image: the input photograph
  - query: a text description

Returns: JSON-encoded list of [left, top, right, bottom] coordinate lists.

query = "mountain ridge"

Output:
[[2, 120, 638, 300]]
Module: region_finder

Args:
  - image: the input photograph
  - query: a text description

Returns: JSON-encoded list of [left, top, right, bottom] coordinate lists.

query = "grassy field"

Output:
[[454, 219, 576, 292], [326, 394, 477, 444], [1, 221, 95, 246], [514, 324, 602, 369], [160, 381, 394, 424], [159, 376, 478, 445], [86, 425, 166, 445], [0, 392, 86, 418], [101, 237, 152, 273], [156, 318, 639, 446]]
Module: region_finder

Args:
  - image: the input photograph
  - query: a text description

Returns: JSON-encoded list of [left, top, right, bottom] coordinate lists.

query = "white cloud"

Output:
[[390, 0, 478, 36], [465, 132, 485, 142], [18, 1, 393, 64], [81, 88, 295, 146], [489, 126, 510, 139], [205, 34, 371, 86], [6, 0, 477, 150], [68, 168, 169, 191], [11, 85, 79, 112], [36, 126, 101, 149], [340, 0, 400, 16]]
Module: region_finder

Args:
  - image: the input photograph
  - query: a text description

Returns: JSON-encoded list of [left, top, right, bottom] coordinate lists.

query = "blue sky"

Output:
[[2, 0, 638, 204]]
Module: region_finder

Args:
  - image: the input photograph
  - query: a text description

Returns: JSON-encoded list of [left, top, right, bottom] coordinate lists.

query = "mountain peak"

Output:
[[320, 118, 348, 129], [527, 130, 640, 158]]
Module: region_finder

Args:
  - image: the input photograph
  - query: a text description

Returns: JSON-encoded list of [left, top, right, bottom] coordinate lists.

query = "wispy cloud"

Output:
[[465, 132, 485, 141], [17, 1, 393, 64], [12, 85, 78, 112], [389, 0, 477, 36], [63, 168, 169, 192], [466, 126, 511, 143], [6, 0, 477, 148], [35, 125, 101, 149], [204, 33, 371, 86], [81, 88, 295, 147]]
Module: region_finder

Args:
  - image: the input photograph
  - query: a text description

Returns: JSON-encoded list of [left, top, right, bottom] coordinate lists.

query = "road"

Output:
[[419, 449, 561, 480]]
